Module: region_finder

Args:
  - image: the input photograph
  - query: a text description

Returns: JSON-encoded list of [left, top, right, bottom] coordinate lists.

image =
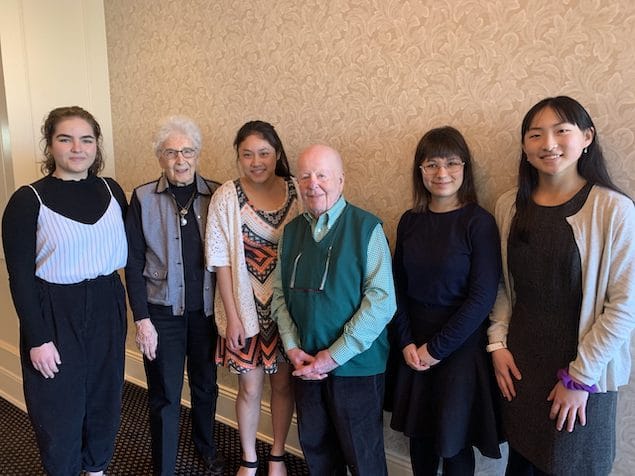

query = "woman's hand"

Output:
[[214, 266, 245, 351], [402, 343, 423, 370], [402, 343, 439, 371], [416, 343, 440, 369], [547, 381, 589, 432], [286, 347, 315, 371], [225, 315, 245, 351], [492, 348, 522, 401], [135, 318, 158, 360], [30, 341, 61, 378]]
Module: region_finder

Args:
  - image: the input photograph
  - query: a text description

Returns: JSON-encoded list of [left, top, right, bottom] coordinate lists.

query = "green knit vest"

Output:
[[280, 203, 389, 377]]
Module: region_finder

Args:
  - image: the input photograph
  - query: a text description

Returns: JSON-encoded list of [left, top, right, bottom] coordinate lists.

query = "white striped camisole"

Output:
[[29, 177, 127, 284]]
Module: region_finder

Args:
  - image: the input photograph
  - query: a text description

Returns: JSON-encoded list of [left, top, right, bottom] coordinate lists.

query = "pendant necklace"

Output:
[[172, 189, 197, 226]]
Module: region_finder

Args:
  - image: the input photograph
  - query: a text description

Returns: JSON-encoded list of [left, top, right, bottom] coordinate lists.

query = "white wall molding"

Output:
[[0, 340, 25, 411], [0, 0, 115, 189]]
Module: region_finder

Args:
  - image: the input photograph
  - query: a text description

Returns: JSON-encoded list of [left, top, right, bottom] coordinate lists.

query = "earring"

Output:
[[583, 147, 588, 154]]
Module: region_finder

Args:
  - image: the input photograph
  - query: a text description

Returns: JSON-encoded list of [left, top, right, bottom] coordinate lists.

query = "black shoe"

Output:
[[201, 454, 225, 475]]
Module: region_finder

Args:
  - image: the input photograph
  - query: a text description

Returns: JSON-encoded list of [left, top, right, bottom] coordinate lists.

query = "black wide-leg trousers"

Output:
[[21, 273, 127, 476]]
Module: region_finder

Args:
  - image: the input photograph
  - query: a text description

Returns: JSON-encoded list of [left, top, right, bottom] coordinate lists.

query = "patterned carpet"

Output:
[[0, 381, 309, 475]]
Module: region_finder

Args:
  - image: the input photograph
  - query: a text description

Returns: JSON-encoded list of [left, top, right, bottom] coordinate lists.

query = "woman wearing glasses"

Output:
[[389, 126, 502, 475], [125, 116, 224, 475], [489, 96, 635, 475], [2, 106, 127, 476], [205, 121, 302, 475]]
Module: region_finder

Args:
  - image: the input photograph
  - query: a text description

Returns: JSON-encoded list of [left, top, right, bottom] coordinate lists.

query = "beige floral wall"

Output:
[[104, 0, 635, 473]]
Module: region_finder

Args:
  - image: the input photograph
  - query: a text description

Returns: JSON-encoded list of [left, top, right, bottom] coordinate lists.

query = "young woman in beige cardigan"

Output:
[[488, 96, 635, 475]]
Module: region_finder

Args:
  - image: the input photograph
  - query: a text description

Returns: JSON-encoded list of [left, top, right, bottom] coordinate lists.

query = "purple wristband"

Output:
[[557, 368, 599, 393]]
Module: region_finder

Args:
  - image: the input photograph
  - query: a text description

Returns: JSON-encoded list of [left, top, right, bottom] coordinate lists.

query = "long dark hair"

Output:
[[411, 126, 478, 212], [41, 106, 104, 176], [513, 96, 627, 239], [233, 120, 291, 178]]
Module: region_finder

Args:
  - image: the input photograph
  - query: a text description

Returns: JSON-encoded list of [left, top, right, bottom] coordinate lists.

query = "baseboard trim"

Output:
[[0, 340, 25, 411]]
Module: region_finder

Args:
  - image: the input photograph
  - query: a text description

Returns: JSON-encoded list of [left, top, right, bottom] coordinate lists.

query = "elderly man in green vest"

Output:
[[271, 144, 396, 475]]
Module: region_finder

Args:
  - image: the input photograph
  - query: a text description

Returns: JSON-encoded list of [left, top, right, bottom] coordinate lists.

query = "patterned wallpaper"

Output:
[[104, 0, 635, 473]]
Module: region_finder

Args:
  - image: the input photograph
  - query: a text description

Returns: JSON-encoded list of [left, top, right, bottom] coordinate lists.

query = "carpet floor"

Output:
[[0, 381, 309, 475]]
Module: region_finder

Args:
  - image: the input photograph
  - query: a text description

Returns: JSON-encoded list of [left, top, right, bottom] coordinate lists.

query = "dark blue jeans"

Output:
[[294, 373, 388, 476], [144, 308, 219, 476]]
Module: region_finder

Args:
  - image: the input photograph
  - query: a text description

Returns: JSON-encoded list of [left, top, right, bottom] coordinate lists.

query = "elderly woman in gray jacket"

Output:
[[125, 116, 223, 476]]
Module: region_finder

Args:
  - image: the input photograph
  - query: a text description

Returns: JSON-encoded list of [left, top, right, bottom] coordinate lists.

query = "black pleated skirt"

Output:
[[388, 304, 502, 459]]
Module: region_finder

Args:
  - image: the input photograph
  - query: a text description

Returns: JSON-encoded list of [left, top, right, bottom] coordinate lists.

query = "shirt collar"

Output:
[[303, 195, 346, 227]]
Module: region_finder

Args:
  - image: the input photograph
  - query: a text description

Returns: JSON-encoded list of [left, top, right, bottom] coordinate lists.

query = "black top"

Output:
[[1, 174, 127, 348], [170, 182, 204, 313], [391, 203, 501, 360]]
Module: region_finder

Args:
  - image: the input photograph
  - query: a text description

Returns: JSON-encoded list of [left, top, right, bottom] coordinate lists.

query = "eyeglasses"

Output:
[[420, 160, 465, 175], [161, 148, 198, 160], [289, 247, 332, 293]]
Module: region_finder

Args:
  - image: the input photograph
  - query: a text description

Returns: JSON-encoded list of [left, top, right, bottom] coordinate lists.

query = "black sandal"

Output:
[[268, 453, 286, 462], [240, 458, 259, 469]]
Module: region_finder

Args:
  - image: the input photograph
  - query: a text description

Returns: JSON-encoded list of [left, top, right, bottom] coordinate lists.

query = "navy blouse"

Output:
[[391, 203, 501, 360]]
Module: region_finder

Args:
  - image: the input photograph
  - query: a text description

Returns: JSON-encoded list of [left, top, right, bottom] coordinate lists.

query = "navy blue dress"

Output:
[[389, 203, 502, 459]]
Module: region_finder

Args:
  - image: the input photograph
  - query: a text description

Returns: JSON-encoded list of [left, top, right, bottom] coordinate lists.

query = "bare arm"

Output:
[[215, 266, 245, 351]]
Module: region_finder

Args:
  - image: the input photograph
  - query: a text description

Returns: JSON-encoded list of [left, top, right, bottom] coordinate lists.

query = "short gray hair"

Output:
[[153, 115, 202, 156]]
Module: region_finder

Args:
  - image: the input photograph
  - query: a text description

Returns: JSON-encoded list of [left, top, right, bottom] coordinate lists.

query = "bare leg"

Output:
[[236, 368, 265, 475], [268, 363, 294, 476]]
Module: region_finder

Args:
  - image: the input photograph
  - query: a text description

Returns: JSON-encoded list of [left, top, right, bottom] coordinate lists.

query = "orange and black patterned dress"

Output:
[[215, 177, 301, 374]]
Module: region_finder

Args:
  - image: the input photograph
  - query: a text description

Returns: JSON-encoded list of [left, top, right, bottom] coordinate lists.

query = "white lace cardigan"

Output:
[[205, 178, 302, 338]]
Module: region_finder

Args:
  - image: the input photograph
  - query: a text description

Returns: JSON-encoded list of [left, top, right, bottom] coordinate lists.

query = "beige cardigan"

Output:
[[488, 185, 635, 392]]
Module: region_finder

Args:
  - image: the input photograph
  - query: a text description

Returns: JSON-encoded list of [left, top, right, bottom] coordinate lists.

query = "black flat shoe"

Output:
[[201, 454, 225, 475]]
